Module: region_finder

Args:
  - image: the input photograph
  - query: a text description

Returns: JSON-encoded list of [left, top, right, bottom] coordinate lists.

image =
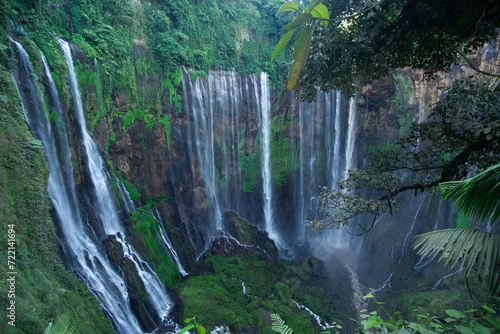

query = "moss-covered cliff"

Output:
[[0, 0, 293, 332]]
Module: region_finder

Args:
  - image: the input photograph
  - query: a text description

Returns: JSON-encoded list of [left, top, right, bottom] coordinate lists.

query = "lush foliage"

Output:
[[131, 208, 181, 289], [0, 35, 113, 333], [307, 79, 500, 232], [180, 251, 339, 333], [274, 0, 500, 100], [355, 291, 500, 334], [413, 163, 500, 295]]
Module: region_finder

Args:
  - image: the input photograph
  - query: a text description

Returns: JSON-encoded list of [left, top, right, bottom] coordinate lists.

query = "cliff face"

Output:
[[354, 40, 500, 291], [3, 0, 500, 330]]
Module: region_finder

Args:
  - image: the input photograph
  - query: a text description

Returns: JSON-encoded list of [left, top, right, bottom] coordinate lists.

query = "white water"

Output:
[[186, 72, 223, 233], [292, 300, 331, 330], [333, 91, 342, 184], [344, 97, 357, 179], [433, 268, 464, 290], [116, 177, 135, 213], [12, 38, 144, 333], [259, 73, 276, 241], [400, 194, 426, 256], [152, 209, 189, 276], [59, 39, 174, 330]]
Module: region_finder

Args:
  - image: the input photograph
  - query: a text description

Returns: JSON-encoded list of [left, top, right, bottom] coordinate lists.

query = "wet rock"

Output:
[[308, 257, 328, 278]]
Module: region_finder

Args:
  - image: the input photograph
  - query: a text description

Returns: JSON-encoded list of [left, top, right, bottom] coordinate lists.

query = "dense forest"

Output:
[[0, 0, 499, 333]]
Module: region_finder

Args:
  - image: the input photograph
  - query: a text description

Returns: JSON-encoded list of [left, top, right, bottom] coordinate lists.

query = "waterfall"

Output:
[[152, 209, 188, 276], [259, 73, 276, 241], [53, 38, 173, 331], [344, 97, 357, 178], [116, 177, 135, 213], [333, 91, 342, 184], [180, 69, 252, 256], [11, 38, 145, 333]]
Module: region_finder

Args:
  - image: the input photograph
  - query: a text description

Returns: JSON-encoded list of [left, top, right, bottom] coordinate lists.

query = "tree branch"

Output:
[[448, 40, 500, 77]]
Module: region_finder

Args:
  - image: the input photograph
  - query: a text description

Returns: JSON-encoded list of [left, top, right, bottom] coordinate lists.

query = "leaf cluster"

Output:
[[356, 292, 500, 333], [288, 0, 500, 100]]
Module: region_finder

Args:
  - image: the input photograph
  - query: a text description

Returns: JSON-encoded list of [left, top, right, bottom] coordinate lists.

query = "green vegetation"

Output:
[[239, 134, 262, 193], [180, 251, 339, 333], [116, 170, 140, 201], [270, 114, 294, 186], [131, 208, 181, 289], [0, 37, 112, 333], [274, 0, 500, 100]]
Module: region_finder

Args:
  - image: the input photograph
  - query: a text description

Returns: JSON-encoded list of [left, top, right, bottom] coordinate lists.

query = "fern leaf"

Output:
[[44, 313, 75, 334], [271, 313, 294, 334]]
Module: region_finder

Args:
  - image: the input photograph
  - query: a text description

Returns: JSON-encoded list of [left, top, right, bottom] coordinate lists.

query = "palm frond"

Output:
[[413, 229, 500, 294], [271, 313, 294, 334], [440, 163, 500, 225], [44, 313, 75, 334]]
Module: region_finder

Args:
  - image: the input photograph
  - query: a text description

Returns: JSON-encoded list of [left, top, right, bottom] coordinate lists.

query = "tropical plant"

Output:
[[178, 316, 207, 334], [44, 313, 75, 334], [272, 0, 500, 100], [357, 291, 500, 333], [271, 0, 331, 90], [271, 313, 294, 334], [413, 163, 500, 295]]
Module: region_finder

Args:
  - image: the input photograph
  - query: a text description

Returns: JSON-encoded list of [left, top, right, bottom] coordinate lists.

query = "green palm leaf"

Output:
[[413, 229, 500, 294], [440, 163, 500, 225]]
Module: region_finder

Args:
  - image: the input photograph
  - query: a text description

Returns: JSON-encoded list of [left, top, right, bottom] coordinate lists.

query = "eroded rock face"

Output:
[[222, 211, 280, 258]]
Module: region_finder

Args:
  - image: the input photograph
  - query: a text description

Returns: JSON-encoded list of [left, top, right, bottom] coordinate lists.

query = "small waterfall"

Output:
[[292, 300, 331, 330], [59, 39, 174, 331], [433, 268, 464, 290], [259, 73, 276, 241], [400, 194, 426, 257], [116, 177, 135, 213], [333, 91, 342, 184], [152, 209, 188, 276]]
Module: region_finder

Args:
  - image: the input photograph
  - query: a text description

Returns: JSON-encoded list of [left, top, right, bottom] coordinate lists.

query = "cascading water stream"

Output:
[[344, 98, 357, 179], [259, 73, 276, 241], [190, 74, 223, 233], [11, 38, 144, 333], [59, 38, 174, 330], [116, 177, 135, 213], [152, 209, 188, 276]]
